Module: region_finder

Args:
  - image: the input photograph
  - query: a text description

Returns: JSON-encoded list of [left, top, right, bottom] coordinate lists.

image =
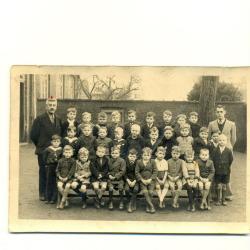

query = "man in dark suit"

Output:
[[30, 97, 62, 201]]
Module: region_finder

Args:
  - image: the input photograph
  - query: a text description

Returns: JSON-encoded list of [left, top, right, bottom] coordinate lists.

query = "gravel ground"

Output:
[[18, 144, 246, 222]]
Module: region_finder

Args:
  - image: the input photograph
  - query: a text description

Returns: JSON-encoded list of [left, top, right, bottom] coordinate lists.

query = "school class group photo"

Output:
[[30, 96, 236, 214]]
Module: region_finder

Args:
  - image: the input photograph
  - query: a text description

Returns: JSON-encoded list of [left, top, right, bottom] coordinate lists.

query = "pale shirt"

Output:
[[155, 158, 168, 180]]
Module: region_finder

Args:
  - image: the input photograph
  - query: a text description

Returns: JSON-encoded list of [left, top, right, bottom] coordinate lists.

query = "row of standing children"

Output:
[[42, 107, 233, 213]]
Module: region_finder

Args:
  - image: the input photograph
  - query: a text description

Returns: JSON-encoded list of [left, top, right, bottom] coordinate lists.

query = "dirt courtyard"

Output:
[[18, 144, 246, 222]]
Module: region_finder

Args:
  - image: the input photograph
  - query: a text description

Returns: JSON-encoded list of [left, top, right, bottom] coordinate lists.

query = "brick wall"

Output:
[[37, 99, 247, 152]]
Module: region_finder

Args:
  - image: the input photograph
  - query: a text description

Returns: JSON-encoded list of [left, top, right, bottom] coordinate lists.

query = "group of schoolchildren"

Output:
[[43, 107, 233, 214]]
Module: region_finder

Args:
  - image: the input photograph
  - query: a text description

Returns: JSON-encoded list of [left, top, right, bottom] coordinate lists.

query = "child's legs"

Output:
[[202, 181, 211, 203], [79, 184, 87, 193], [57, 181, 64, 195], [124, 182, 131, 199], [174, 179, 182, 203], [140, 183, 152, 207], [155, 183, 162, 199], [161, 181, 169, 200], [100, 181, 107, 196], [71, 181, 79, 190], [185, 183, 194, 205], [118, 180, 124, 201], [92, 181, 100, 197], [148, 182, 155, 197]]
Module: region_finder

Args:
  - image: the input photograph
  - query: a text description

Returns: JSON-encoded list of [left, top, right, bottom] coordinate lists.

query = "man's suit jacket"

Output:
[[30, 112, 62, 155], [208, 119, 236, 149]]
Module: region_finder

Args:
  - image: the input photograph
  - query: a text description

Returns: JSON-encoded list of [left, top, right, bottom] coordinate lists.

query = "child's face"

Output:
[[64, 149, 73, 158], [218, 136, 227, 147], [112, 114, 120, 124], [67, 111, 76, 121], [199, 150, 209, 161], [111, 149, 120, 159], [212, 133, 219, 143], [180, 128, 189, 137], [189, 115, 198, 124], [98, 117, 107, 125], [156, 151, 165, 160], [82, 126, 92, 136], [164, 130, 173, 139], [185, 154, 194, 163], [52, 139, 61, 148], [177, 117, 186, 125], [98, 129, 107, 139], [171, 151, 180, 160], [128, 154, 137, 162], [82, 114, 91, 123], [163, 114, 172, 123], [67, 129, 76, 138], [150, 131, 158, 141], [131, 126, 140, 138], [79, 154, 88, 162], [115, 130, 123, 140], [142, 152, 151, 161], [200, 131, 208, 140], [128, 113, 136, 122], [146, 116, 154, 124], [96, 147, 105, 158]]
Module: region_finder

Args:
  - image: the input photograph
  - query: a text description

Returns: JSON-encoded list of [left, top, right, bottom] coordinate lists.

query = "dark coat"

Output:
[[193, 137, 212, 158], [61, 120, 79, 137], [158, 121, 175, 138], [158, 137, 177, 160], [189, 122, 201, 139], [125, 135, 145, 157], [135, 159, 157, 181], [144, 138, 162, 158], [124, 121, 141, 139], [124, 158, 137, 181], [141, 123, 158, 140], [212, 146, 233, 175], [30, 112, 62, 155], [77, 135, 97, 160], [90, 156, 109, 181]]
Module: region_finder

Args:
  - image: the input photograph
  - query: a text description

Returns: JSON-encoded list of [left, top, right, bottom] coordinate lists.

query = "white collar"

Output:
[[219, 146, 226, 153]]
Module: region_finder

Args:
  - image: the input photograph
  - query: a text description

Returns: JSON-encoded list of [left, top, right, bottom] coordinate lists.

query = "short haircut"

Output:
[[146, 111, 156, 118], [98, 126, 108, 133], [51, 134, 61, 141], [164, 126, 174, 132], [150, 126, 159, 134], [63, 145, 73, 152], [216, 104, 226, 111], [156, 146, 166, 154], [176, 114, 187, 120], [142, 147, 152, 155], [111, 146, 121, 153], [80, 123, 92, 130], [200, 148, 209, 154], [67, 107, 77, 113], [172, 146, 181, 153], [180, 123, 191, 131], [97, 145, 106, 151], [199, 127, 208, 133], [163, 110, 172, 116], [111, 111, 121, 117], [218, 133, 228, 141], [189, 111, 198, 117], [46, 96, 57, 105], [82, 112, 91, 117], [78, 147, 89, 156], [114, 126, 124, 134], [98, 111, 108, 119], [185, 149, 194, 157], [128, 110, 136, 115], [131, 123, 141, 131], [67, 125, 76, 132], [128, 148, 138, 156]]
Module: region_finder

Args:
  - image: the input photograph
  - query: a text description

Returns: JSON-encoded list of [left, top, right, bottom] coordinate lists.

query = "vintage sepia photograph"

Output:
[[9, 66, 249, 233]]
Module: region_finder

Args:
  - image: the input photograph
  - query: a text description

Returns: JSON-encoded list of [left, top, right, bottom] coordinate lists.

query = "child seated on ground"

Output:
[[141, 112, 158, 140], [124, 149, 139, 213], [176, 123, 193, 160], [113, 126, 127, 159], [109, 111, 123, 139], [155, 146, 169, 208], [174, 114, 188, 137], [43, 134, 63, 204], [61, 126, 78, 158], [124, 110, 140, 139], [78, 112, 94, 135], [71, 147, 92, 209], [61, 107, 79, 137], [167, 146, 185, 208], [145, 127, 162, 158], [90, 145, 109, 208], [77, 123, 96, 160], [125, 123, 145, 157], [212, 134, 233, 206], [56, 145, 76, 209], [158, 126, 177, 160], [196, 148, 215, 210], [93, 111, 111, 138], [107, 146, 126, 210], [135, 147, 157, 214], [182, 149, 199, 212], [95, 127, 113, 157], [193, 127, 212, 159], [159, 110, 174, 138], [188, 111, 201, 139]]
